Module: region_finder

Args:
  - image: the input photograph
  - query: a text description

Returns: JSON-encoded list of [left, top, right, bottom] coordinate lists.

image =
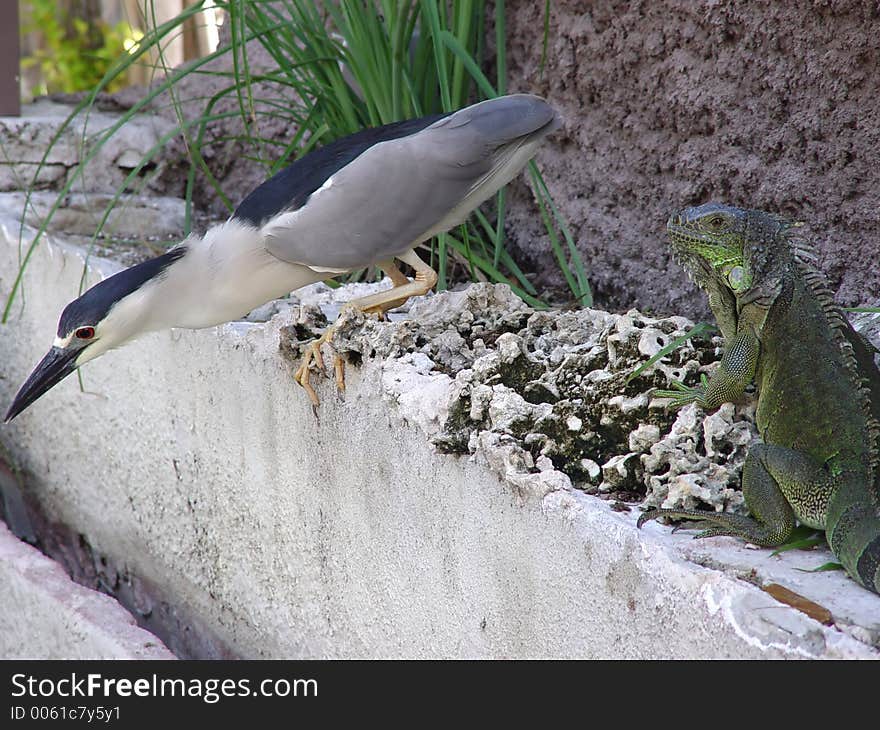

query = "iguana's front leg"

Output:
[[656, 330, 759, 410], [639, 444, 834, 546]]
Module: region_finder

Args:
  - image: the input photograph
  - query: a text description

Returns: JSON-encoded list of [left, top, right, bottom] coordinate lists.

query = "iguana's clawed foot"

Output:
[[638, 508, 737, 540], [653, 374, 709, 409], [638, 507, 787, 547]]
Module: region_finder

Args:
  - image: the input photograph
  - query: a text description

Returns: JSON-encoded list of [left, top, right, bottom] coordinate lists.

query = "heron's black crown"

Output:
[[57, 246, 187, 336]]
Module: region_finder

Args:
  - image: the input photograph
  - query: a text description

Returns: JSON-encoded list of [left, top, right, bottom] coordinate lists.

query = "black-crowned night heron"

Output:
[[5, 94, 560, 421]]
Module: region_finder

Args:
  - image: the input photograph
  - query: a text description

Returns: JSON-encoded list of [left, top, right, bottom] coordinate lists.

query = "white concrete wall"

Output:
[[0, 212, 878, 659]]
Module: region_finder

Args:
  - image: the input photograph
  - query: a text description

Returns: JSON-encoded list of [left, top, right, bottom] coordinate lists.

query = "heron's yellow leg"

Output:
[[350, 250, 438, 316]]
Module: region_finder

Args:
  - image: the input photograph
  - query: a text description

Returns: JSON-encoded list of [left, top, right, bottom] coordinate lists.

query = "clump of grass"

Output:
[[5, 0, 590, 322]]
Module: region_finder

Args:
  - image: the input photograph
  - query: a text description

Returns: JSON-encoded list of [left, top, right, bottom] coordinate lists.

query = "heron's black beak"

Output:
[[5, 347, 79, 422]]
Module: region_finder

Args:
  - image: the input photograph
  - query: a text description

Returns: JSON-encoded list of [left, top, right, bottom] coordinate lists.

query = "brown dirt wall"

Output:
[[499, 0, 880, 317]]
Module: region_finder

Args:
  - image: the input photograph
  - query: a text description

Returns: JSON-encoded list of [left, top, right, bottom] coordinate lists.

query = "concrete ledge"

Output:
[[0, 522, 173, 659], [0, 206, 879, 658], [0, 100, 174, 194]]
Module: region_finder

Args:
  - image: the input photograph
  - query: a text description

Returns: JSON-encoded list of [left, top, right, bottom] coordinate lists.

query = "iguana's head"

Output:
[[667, 203, 799, 296]]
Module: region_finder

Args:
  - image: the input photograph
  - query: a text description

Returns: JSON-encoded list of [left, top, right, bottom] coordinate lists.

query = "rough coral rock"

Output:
[[278, 282, 753, 512], [640, 404, 750, 514], [277, 281, 879, 517]]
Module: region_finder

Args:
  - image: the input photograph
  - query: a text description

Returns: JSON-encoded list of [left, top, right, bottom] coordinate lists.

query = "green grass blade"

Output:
[[437, 231, 448, 291], [795, 562, 844, 574], [492, 187, 506, 269], [437, 30, 497, 98], [529, 162, 591, 305], [7, 0, 589, 321], [420, 0, 453, 110], [471, 209, 538, 297], [529, 167, 578, 298], [4, 7, 235, 322], [769, 527, 825, 556], [539, 0, 551, 78], [442, 234, 546, 309], [626, 322, 718, 384]]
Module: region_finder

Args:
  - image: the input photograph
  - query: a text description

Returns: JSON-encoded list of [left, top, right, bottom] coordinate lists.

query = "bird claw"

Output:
[[294, 328, 348, 409], [294, 288, 410, 409], [334, 354, 346, 399], [294, 338, 330, 409]]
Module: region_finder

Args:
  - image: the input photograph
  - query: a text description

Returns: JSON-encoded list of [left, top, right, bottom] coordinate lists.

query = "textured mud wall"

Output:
[[501, 0, 880, 317]]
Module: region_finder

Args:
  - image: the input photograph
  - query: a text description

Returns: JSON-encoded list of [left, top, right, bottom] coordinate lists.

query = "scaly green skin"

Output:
[[638, 203, 880, 594]]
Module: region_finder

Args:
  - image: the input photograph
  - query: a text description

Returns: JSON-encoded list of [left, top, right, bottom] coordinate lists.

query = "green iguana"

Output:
[[637, 203, 880, 595]]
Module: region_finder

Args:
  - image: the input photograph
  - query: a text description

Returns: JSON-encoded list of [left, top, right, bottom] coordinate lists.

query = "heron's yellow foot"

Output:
[[293, 337, 326, 409], [294, 323, 345, 409], [294, 255, 437, 409], [294, 306, 369, 408], [361, 303, 397, 319]]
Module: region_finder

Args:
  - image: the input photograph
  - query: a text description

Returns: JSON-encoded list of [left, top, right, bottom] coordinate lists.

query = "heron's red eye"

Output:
[[75, 326, 95, 340]]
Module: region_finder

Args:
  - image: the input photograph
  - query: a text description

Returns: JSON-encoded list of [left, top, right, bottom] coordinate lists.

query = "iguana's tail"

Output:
[[828, 324, 880, 594], [827, 491, 880, 594]]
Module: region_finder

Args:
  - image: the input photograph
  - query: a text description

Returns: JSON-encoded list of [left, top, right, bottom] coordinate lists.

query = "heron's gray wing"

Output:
[[260, 131, 487, 271], [233, 113, 448, 228], [262, 94, 559, 271]]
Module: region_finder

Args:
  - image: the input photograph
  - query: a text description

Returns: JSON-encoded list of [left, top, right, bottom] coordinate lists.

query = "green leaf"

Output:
[[770, 527, 825, 556], [528, 163, 591, 305], [795, 562, 844, 574], [539, 0, 551, 78]]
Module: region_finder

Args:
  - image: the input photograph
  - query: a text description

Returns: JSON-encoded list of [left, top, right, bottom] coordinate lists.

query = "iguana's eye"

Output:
[[705, 215, 728, 231], [727, 266, 745, 289]]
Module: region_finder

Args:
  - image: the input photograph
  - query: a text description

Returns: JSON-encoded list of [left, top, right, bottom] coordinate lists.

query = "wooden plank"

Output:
[[0, 0, 20, 116]]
